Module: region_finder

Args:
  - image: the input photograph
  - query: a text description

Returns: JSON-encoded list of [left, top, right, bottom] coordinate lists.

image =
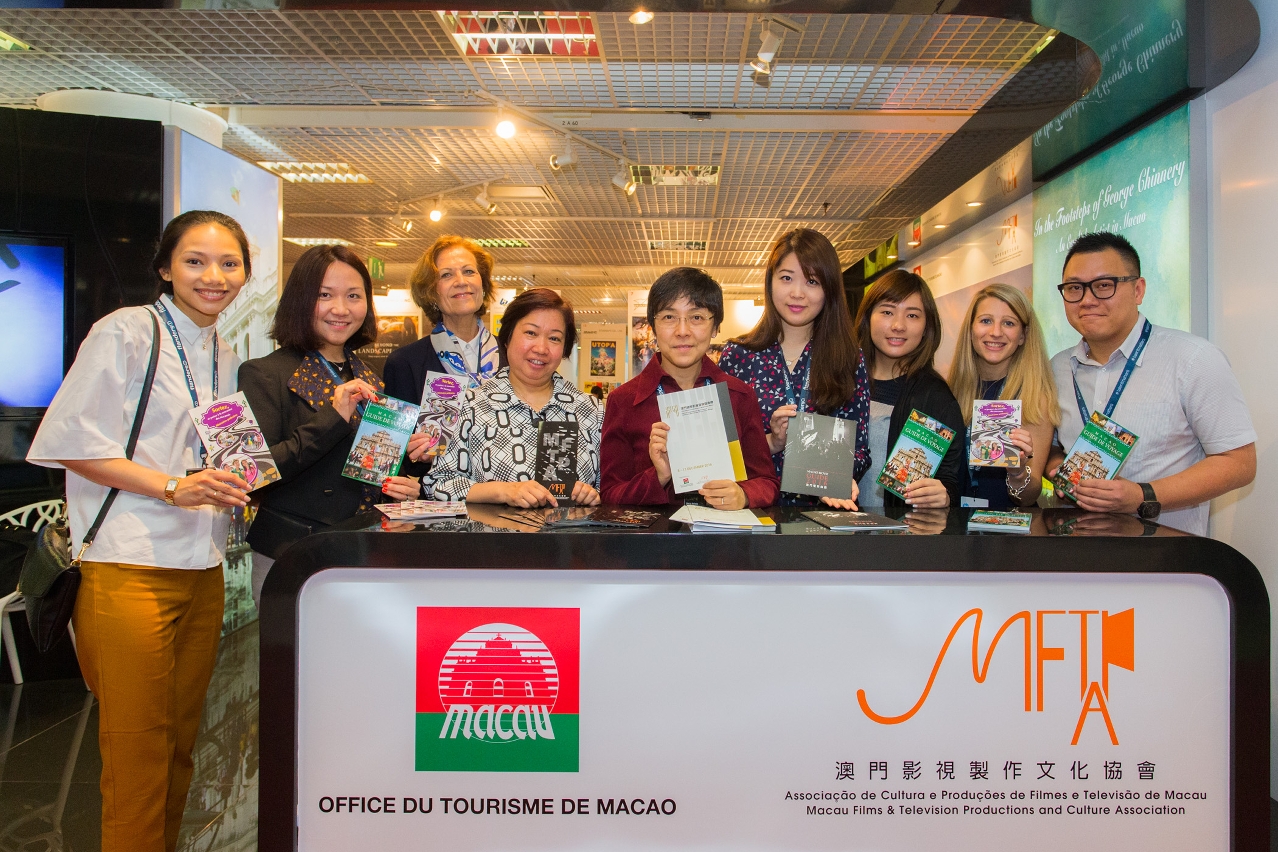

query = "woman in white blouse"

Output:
[[28, 210, 252, 852], [428, 288, 603, 507]]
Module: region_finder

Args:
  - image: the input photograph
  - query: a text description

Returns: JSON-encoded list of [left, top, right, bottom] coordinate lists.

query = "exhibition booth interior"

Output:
[[0, 0, 1273, 849]]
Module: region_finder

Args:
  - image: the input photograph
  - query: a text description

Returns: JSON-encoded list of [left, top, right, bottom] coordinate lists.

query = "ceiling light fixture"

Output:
[[400, 218, 413, 232], [907, 240, 921, 247], [749, 27, 781, 75], [612, 166, 637, 196], [934, 224, 947, 230], [549, 141, 578, 171], [428, 201, 444, 223], [628, 9, 654, 24], [475, 185, 498, 214], [375, 241, 398, 247], [966, 201, 983, 208], [495, 110, 517, 140], [283, 237, 354, 248]]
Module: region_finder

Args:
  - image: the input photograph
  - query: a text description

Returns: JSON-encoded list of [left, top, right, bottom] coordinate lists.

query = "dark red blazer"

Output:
[[600, 354, 780, 507]]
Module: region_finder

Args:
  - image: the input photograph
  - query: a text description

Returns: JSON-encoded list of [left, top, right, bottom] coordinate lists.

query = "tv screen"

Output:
[[0, 234, 70, 410]]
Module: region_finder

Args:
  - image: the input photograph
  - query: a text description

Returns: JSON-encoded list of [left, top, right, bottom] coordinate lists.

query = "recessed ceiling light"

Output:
[[375, 241, 398, 247], [284, 237, 354, 247], [934, 224, 947, 230], [966, 201, 983, 208], [906, 240, 921, 247], [886, 254, 897, 260], [0, 29, 32, 51], [629, 10, 654, 24], [257, 162, 371, 184]]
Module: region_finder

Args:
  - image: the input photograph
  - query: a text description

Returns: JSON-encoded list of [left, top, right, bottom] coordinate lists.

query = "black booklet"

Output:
[[499, 506, 663, 530], [801, 510, 908, 532], [780, 412, 858, 499], [533, 421, 579, 503]]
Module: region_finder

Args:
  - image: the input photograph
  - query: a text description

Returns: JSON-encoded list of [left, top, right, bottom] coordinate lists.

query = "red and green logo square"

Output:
[[415, 607, 579, 772]]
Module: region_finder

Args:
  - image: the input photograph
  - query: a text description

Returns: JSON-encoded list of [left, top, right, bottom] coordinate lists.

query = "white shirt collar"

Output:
[[1071, 313, 1148, 368], [160, 294, 218, 348]]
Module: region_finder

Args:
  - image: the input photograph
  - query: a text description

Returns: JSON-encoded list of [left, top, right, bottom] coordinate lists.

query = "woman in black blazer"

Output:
[[383, 235, 503, 477], [239, 245, 419, 604], [852, 269, 965, 510]]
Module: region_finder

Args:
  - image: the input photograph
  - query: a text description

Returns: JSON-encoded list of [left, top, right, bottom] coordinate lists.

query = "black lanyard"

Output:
[[775, 348, 810, 412], [1071, 319, 1151, 424], [655, 377, 713, 396], [153, 299, 218, 409]]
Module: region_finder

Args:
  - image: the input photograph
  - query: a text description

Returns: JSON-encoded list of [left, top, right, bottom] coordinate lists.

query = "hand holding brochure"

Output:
[[1053, 411, 1138, 501], [342, 394, 420, 485], [415, 371, 472, 460], [876, 409, 956, 499], [189, 392, 281, 491], [969, 399, 1022, 467], [659, 382, 746, 494], [781, 412, 857, 498]]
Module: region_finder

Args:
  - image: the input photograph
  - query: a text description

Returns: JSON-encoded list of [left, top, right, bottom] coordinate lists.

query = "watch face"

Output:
[[1138, 502, 1161, 520]]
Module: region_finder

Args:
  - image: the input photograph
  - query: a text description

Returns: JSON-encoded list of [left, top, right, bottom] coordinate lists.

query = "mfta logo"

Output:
[[416, 607, 579, 772]]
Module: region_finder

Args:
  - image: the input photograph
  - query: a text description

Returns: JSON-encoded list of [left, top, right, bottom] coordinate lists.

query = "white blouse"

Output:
[[28, 295, 241, 569]]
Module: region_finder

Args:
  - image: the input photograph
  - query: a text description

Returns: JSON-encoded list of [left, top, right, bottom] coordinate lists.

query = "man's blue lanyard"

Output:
[[655, 377, 713, 395], [1071, 319, 1151, 424], [153, 299, 218, 408], [776, 348, 810, 413]]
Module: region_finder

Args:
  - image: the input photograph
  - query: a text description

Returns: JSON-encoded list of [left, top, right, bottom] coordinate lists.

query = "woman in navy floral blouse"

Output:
[[718, 229, 871, 508]]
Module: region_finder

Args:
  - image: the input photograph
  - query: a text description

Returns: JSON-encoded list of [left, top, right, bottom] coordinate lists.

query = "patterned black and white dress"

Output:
[[426, 367, 604, 501]]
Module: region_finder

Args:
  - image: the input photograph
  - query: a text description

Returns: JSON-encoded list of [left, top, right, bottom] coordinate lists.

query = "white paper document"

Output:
[[658, 383, 740, 494]]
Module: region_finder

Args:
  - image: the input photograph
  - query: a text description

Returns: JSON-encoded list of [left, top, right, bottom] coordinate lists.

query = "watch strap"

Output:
[[1139, 482, 1158, 503]]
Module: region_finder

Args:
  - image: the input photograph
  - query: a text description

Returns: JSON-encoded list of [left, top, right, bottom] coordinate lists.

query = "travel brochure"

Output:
[[969, 399, 1022, 467], [876, 409, 956, 500], [801, 510, 908, 532], [780, 412, 857, 499], [533, 421, 579, 503], [376, 500, 468, 521], [415, 371, 473, 460], [1053, 411, 1139, 501], [659, 382, 747, 494], [669, 504, 777, 534], [967, 510, 1032, 534], [189, 392, 281, 491], [342, 393, 420, 485], [498, 506, 663, 530]]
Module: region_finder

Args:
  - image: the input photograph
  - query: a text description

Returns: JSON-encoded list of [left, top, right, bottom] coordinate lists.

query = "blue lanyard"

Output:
[[153, 299, 218, 408], [1071, 319, 1151, 425], [655, 377, 713, 396], [776, 348, 810, 412], [316, 353, 368, 414]]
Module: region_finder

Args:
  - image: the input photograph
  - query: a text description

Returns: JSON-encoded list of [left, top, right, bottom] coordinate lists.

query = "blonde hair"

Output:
[[409, 235, 495, 324], [946, 284, 1061, 427]]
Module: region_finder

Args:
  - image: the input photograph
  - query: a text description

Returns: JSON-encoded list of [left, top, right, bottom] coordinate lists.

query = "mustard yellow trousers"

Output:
[[73, 560, 224, 852]]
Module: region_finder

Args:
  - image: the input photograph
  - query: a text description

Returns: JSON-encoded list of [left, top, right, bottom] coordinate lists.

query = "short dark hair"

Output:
[[854, 268, 943, 381], [153, 210, 252, 295], [271, 245, 377, 352], [646, 267, 724, 329], [1064, 232, 1141, 277], [496, 288, 577, 355], [410, 235, 496, 324]]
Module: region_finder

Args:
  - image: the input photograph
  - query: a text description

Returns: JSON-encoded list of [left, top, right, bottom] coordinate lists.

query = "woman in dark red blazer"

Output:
[[600, 267, 779, 509]]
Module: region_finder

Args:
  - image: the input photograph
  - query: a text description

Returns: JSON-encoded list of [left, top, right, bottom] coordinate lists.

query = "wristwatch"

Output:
[[164, 478, 180, 506], [1136, 482, 1161, 521]]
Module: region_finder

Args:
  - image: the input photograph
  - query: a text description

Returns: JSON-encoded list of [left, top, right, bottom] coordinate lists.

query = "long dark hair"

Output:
[[152, 210, 252, 295], [853, 269, 942, 382], [271, 244, 377, 352], [732, 229, 860, 414]]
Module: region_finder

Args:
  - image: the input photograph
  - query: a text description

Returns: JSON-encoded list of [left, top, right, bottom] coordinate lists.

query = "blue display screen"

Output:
[[0, 237, 67, 409]]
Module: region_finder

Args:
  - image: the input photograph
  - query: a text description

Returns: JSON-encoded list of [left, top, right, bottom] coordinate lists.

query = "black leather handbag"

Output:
[[18, 311, 161, 653]]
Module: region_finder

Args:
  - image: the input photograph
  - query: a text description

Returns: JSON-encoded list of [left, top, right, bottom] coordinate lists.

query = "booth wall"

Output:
[[1200, 0, 1278, 799]]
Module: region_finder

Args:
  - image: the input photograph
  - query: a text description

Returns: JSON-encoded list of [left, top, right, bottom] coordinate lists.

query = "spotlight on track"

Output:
[[400, 218, 413, 232], [495, 111, 516, 140], [749, 27, 781, 75], [550, 141, 578, 171], [428, 201, 444, 223], [612, 165, 637, 196], [475, 186, 498, 215]]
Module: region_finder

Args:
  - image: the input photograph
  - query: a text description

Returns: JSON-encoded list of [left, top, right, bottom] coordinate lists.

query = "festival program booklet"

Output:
[[967, 509, 1032, 534], [781, 412, 858, 498], [341, 394, 420, 485], [801, 510, 907, 532], [376, 500, 467, 521], [1053, 411, 1139, 501], [189, 392, 281, 491], [659, 382, 746, 494], [533, 421, 579, 503], [876, 409, 956, 500], [415, 371, 473, 460], [969, 399, 1022, 467]]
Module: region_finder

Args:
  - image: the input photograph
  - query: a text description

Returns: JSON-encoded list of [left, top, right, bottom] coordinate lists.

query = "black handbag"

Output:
[[18, 310, 161, 653]]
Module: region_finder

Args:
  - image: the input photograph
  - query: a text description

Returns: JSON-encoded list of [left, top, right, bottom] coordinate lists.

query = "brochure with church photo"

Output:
[[781, 412, 857, 498], [659, 382, 746, 494], [969, 399, 1022, 467], [1053, 411, 1138, 501], [342, 394, 420, 485], [876, 408, 956, 500]]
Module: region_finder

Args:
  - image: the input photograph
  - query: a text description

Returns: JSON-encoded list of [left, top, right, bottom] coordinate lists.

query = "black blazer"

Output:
[[238, 348, 364, 558], [882, 369, 965, 510]]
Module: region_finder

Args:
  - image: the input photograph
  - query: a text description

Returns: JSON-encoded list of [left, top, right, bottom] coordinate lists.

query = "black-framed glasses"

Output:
[[1057, 276, 1140, 303]]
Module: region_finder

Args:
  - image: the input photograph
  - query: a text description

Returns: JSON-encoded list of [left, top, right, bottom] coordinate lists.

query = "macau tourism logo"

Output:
[[415, 607, 579, 772]]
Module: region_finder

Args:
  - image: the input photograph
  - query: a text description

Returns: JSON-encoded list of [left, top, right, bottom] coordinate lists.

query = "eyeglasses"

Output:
[[1057, 276, 1139, 303], [654, 312, 713, 330]]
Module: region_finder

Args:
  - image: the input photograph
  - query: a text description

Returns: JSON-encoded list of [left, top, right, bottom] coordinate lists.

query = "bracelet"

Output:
[[1007, 466, 1034, 500]]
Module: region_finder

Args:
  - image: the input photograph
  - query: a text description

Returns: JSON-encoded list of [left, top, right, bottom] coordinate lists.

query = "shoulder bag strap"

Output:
[[73, 310, 163, 564]]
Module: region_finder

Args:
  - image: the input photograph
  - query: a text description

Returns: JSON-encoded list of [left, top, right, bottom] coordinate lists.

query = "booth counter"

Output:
[[259, 506, 1269, 851]]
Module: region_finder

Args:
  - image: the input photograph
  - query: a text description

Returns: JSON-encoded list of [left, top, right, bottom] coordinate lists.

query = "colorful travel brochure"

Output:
[[801, 510, 908, 532], [659, 382, 746, 494], [969, 399, 1022, 467], [376, 500, 468, 520], [188, 392, 281, 491], [1053, 411, 1139, 501], [533, 421, 579, 503], [341, 394, 420, 485], [780, 412, 857, 498], [967, 510, 1032, 534], [876, 409, 956, 500], [415, 371, 472, 460]]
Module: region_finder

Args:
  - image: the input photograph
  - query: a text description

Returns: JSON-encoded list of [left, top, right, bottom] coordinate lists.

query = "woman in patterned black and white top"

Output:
[[428, 288, 603, 507]]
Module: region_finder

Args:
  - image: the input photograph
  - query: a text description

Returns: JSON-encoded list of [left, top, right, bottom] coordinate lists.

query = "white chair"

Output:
[[0, 499, 68, 685]]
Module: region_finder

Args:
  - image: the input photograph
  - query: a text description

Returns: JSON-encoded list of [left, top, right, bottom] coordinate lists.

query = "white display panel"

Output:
[[296, 570, 1229, 851]]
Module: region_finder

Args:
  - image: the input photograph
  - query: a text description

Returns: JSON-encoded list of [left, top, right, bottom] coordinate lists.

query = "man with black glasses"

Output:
[[1045, 232, 1256, 535]]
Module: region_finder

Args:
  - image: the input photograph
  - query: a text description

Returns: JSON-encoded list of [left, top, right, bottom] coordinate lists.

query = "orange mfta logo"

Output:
[[857, 609, 1134, 745]]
